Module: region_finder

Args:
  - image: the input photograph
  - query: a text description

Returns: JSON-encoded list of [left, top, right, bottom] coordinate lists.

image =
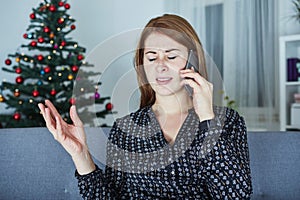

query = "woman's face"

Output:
[[143, 32, 189, 97]]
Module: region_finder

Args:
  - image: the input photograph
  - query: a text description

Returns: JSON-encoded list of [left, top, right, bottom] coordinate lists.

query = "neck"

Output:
[[152, 92, 193, 116]]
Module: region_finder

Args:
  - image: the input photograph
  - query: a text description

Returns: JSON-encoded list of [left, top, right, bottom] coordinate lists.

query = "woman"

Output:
[[38, 14, 252, 199]]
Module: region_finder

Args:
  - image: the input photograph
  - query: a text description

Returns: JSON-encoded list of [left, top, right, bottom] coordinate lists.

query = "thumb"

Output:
[[70, 105, 83, 127]]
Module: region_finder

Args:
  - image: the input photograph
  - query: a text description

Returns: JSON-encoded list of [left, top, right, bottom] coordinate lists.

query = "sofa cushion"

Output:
[[0, 127, 82, 199], [0, 127, 299, 199], [247, 131, 300, 200]]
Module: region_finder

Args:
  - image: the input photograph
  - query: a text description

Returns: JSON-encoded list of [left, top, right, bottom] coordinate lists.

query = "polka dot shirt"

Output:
[[75, 106, 252, 199]]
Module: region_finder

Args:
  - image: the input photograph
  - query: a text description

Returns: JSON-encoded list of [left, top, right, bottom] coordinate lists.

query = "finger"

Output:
[[45, 107, 55, 127], [44, 100, 66, 128], [44, 107, 58, 135], [38, 103, 46, 117], [180, 68, 194, 74], [182, 78, 213, 94], [180, 72, 208, 86], [70, 105, 83, 127], [181, 79, 199, 91], [180, 71, 200, 79], [39, 103, 58, 137], [45, 99, 62, 120], [55, 116, 64, 141]]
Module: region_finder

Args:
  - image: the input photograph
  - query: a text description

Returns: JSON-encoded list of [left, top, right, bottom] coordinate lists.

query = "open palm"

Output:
[[38, 100, 87, 157]]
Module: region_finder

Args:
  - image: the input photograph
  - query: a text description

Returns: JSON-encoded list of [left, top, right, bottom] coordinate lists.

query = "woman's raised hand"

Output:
[[180, 68, 215, 122], [38, 99, 86, 156], [38, 100, 95, 174]]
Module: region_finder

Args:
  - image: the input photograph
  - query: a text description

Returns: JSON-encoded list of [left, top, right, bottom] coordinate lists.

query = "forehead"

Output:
[[144, 32, 186, 51]]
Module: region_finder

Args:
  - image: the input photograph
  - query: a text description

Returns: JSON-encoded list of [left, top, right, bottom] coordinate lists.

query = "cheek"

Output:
[[177, 58, 188, 70], [146, 72, 155, 82], [167, 57, 187, 71], [169, 62, 185, 73], [143, 65, 155, 81], [142, 59, 151, 78]]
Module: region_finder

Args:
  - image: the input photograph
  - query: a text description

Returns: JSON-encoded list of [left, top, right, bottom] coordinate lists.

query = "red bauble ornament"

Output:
[[30, 41, 37, 47], [50, 89, 57, 96], [69, 98, 76, 105], [106, 103, 113, 111], [38, 37, 44, 43], [64, 3, 70, 9], [43, 26, 50, 33], [71, 65, 79, 72], [23, 33, 28, 39], [70, 24, 76, 30], [5, 59, 11, 65], [49, 5, 56, 12], [14, 90, 20, 97], [58, 1, 64, 6], [29, 13, 35, 19], [44, 66, 51, 73], [60, 41, 66, 46], [15, 67, 22, 74], [13, 113, 21, 121], [16, 76, 24, 84], [77, 54, 84, 60], [57, 18, 64, 24], [32, 90, 39, 97], [37, 55, 44, 61]]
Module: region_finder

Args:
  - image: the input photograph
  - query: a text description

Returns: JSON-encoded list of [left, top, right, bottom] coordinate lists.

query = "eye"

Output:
[[146, 55, 157, 62], [148, 57, 156, 62], [167, 56, 177, 60]]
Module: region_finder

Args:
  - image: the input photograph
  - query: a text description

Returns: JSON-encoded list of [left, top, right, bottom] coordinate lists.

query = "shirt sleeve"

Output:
[[75, 166, 126, 199], [202, 109, 253, 199], [75, 122, 126, 199]]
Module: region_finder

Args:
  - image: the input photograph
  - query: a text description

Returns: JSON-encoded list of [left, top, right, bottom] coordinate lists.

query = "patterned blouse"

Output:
[[75, 106, 252, 199]]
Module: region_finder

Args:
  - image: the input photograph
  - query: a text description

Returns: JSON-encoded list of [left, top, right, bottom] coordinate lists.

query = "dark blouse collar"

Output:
[[144, 105, 200, 148]]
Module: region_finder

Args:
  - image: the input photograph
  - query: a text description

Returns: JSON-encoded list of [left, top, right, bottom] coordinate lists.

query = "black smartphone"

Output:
[[185, 49, 199, 72], [184, 50, 198, 96]]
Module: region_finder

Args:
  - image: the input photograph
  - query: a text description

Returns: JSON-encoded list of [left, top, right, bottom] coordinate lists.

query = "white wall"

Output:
[[0, 1, 40, 87]]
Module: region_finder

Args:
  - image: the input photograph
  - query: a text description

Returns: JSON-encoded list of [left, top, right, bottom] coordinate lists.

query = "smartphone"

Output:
[[184, 49, 199, 72], [184, 50, 198, 96]]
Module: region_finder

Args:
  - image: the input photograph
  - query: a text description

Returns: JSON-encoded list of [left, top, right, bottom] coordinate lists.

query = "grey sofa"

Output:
[[0, 127, 299, 200]]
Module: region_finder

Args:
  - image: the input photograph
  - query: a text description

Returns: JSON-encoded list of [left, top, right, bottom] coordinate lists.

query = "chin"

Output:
[[154, 86, 186, 97]]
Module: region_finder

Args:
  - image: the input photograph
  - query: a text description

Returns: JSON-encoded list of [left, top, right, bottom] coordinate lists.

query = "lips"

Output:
[[156, 77, 172, 85]]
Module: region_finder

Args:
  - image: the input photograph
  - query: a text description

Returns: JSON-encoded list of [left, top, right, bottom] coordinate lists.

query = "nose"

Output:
[[156, 62, 168, 73], [156, 54, 168, 73]]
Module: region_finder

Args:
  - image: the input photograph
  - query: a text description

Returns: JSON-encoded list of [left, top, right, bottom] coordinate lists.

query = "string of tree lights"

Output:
[[0, 0, 114, 128]]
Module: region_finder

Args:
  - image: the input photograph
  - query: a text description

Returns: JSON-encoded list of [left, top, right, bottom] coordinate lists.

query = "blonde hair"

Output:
[[135, 14, 207, 108]]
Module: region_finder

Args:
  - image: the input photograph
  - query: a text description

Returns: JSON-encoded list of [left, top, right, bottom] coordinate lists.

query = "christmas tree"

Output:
[[0, 0, 114, 128]]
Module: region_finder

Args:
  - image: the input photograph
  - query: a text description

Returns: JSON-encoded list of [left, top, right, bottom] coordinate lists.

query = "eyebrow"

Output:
[[145, 48, 180, 54]]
